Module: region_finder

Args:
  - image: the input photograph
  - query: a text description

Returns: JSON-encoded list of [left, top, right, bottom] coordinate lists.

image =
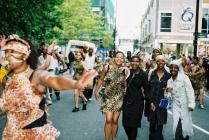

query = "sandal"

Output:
[[72, 107, 79, 112]]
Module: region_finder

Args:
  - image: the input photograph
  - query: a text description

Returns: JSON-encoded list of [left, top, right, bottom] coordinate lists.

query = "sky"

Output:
[[116, 0, 149, 39]]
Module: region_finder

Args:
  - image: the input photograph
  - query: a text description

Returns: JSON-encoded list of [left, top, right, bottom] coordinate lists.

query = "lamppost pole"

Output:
[[193, 0, 200, 57], [113, 0, 118, 52]]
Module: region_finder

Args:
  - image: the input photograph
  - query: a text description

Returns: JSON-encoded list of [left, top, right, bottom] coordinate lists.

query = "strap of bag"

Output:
[[104, 64, 110, 78]]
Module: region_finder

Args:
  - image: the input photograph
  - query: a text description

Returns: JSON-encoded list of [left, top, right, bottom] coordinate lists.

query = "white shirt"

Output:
[[48, 56, 59, 70], [85, 54, 95, 70]]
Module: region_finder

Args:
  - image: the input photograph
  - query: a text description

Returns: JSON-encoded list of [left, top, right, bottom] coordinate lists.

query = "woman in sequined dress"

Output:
[[72, 51, 88, 112], [95, 51, 129, 140]]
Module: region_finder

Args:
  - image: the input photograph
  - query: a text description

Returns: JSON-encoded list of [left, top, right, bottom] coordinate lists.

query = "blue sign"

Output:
[[181, 8, 194, 22]]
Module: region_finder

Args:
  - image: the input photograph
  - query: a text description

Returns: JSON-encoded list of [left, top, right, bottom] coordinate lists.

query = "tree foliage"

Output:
[[0, 0, 64, 45], [133, 39, 140, 51], [57, 0, 103, 42], [101, 30, 114, 48], [0, 0, 114, 48]]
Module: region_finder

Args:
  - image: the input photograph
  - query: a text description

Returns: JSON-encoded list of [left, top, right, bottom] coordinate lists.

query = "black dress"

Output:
[[122, 69, 148, 128]]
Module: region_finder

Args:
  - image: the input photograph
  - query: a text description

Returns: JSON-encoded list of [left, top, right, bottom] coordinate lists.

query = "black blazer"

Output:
[[147, 69, 171, 125], [122, 69, 148, 128]]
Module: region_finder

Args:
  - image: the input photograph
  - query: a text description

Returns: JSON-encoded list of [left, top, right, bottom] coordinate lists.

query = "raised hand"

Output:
[[95, 91, 100, 101], [0, 35, 6, 48], [74, 70, 97, 89], [47, 43, 55, 54]]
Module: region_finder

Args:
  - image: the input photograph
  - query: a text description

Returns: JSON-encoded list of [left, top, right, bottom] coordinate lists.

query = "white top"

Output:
[[85, 54, 95, 70], [48, 56, 59, 70], [167, 72, 195, 138], [167, 72, 195, 109]]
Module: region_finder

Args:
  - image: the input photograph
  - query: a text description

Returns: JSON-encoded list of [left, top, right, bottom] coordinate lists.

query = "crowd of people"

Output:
[[0, 34, 208, 140]]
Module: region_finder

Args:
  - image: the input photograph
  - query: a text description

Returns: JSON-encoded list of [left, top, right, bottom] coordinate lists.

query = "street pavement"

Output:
[[1, 90, 209, 140]]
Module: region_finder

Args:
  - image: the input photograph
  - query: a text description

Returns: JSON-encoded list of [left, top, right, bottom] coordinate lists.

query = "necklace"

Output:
[[6, 66, 31, 82], [13, 66, 31, 75]]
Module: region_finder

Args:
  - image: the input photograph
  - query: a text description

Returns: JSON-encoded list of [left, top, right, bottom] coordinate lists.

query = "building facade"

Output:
[[117, 38, 134, 53], [198, 0, 209, 56], [140, 0, 199, 57], [91, 0, 116, 33]]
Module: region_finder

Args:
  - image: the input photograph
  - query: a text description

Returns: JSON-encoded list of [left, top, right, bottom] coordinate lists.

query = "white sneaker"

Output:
[[199, 104, 204, 109], [88, 98, 92, 101], [46, 100, 52, 105]]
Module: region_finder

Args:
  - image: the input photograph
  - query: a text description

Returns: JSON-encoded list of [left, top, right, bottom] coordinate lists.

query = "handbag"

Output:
[[159, 98, 171, 109], [98, 87, 105, 96]]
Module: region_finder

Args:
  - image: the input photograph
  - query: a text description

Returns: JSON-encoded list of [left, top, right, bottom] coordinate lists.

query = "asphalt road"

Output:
[[1, 90, 209, 140]]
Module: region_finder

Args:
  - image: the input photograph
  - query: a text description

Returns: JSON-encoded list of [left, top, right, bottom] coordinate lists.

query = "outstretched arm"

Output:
[[34, 69, 96, 90], [94, 65, 107, 100]]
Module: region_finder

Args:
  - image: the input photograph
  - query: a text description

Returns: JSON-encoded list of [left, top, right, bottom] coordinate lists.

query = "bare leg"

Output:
[[74, 89, 79, 108], [79, 91, 87, 102], [105, 112, 113, 140], [199, 88, 205, 108], [111, 112, 120, 139]]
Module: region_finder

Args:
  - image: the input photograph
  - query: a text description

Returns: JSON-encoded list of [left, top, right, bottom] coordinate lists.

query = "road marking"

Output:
[[167, 110, 209, 136], [204, 94, 209, 99]]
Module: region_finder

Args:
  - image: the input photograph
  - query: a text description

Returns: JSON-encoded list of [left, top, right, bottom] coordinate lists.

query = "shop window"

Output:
[[160, 13, 172, 32], [202, 8, 209, 34]]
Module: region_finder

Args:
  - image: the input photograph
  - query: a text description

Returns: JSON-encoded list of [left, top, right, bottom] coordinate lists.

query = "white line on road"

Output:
[[167, 110, 209, 136], [204, 94, 209, 99]]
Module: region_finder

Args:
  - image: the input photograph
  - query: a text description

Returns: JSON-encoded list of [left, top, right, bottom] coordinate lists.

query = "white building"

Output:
[[117, 38, 134, 54], [140, 0, 198, 57]]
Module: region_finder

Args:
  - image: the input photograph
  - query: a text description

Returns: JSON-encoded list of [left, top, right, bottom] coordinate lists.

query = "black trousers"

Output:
[[123, 125, 138, 140], [206, 73, 209, 90], [83, 89, 93, 99], [54, 90, 60, 98], [149, 123, 164, 140], [49, 88, 60, 99], [175, 119, 189, 140]]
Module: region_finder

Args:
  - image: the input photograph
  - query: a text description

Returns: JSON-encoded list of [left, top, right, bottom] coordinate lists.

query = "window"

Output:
[[160, 13, 172, 32], [202, 8, 209, 34], [148, 20, 151, 33]]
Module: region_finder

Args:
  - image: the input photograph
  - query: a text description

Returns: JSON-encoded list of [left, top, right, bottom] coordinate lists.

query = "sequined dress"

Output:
[[0, 71, 60, 140], [73, 61, 84, 80], [101, 64, 126, 113]]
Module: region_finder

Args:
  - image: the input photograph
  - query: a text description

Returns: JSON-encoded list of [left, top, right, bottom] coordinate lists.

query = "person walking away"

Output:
[[166, 60, 195, 140], [84, 47, 96, 101], [68, 51, 75, 75], [146, 55, 171, 140], [122, 56, 148, 140], [95, 51, 129, 140], [191, 58, 205, 109], [72, 51, 88, 112]]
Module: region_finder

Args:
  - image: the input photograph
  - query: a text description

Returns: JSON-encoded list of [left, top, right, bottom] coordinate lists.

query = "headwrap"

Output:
[[155, 55, 166, 62], [170, 60, 181, 69], [152, 48, 161, 54], [1, 37, 31, 58]]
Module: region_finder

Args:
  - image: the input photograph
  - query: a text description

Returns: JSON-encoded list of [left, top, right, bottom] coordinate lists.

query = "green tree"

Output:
[[58, 0, 103, 42], [101, 30, 114, 48], [0, 0, 63, 45], [133, 39, 140, 52]]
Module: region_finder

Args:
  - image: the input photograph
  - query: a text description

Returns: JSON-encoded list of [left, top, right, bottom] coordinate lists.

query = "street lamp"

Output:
[[193, 0, 200, 57]]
